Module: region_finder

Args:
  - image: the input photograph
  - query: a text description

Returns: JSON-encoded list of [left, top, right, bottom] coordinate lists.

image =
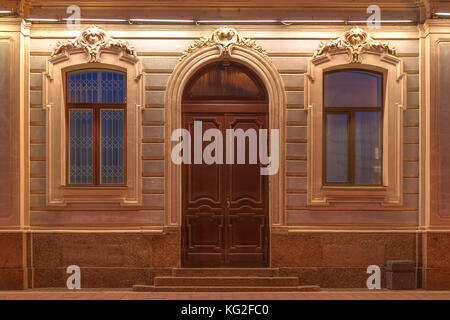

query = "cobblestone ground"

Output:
[[0, 289, 449, 300]]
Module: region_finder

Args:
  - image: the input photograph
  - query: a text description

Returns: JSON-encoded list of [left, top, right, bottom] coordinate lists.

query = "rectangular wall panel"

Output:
[[0, 42, 10, 217], [439, 42, 450, 216]]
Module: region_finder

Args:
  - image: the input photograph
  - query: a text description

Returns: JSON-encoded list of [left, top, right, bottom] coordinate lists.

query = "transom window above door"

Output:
[[182, 62, 267, 102], [66, 70, 126, 185], [323, 70, 383, 186]]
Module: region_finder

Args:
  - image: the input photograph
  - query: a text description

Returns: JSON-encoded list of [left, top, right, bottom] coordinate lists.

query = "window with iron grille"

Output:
[[66, 70, 126, 185]]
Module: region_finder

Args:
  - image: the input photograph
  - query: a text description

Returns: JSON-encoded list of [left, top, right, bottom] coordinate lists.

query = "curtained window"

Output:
[[323, 70, 383, 185]]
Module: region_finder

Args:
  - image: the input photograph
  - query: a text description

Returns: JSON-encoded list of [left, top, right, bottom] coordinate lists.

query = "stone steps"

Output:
[[171, 268, 280, 277], [133, 285, 320, 292], [155, 276, 298, 287], [132, 268, 320, 292]]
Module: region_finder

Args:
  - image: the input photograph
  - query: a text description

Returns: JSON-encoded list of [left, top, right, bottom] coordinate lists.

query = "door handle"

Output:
[[226, 200, 231, 208]]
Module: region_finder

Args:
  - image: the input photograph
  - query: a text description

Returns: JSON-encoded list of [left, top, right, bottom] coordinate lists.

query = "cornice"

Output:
[[24, 1, 421, 9]]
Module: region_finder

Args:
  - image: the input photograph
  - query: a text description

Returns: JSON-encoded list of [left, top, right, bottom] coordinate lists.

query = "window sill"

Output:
[[321, 185, 387, 205], [63, 186, 127, 190], [60, 185, 129, 205], [322, 185, 386, 191]]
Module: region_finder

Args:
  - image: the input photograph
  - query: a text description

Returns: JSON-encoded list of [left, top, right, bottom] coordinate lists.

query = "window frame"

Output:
[[322, 69, 384, 186], [64, 69, 128, 186], [43, 40, 144, 207], [304, 51, 407, 207]]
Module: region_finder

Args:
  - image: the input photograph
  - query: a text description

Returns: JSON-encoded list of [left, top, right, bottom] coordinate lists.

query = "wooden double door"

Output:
[[182, 111, 269, 267]]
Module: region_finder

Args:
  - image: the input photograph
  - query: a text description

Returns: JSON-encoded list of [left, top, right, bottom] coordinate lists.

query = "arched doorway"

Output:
[[181, 61, 269, 267]]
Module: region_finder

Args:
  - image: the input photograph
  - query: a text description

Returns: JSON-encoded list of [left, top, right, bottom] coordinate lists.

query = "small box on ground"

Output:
[[386, 260, 416, 290]]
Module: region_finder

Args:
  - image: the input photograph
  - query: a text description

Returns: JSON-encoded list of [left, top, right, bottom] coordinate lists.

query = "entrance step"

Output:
[[172, 268, 280, 277], [133, 268, 320, 292], [155, 276, 298, 287], [133, 271, 320, 292], [133, 285, 320, 292]]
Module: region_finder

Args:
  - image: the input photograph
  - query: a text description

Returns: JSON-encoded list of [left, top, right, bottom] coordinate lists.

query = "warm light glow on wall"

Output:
[[198, 20, 279, 23], [26, 18, 59, 22], [349, 20, 414, 23], [19, 17, 418, 25], [130, 19, 195, 23], [281, 20, 346, 23], [62, 18, 127, 22]]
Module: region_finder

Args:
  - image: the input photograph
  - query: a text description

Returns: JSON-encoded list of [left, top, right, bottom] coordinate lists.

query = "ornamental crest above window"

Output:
[[51, 25, 137, 62], [180, 26, 270, 61], [313, 27, 396, 63]]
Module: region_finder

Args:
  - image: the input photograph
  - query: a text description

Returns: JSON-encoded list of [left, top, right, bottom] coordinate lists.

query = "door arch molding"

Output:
[[165, 36, 286, 229]]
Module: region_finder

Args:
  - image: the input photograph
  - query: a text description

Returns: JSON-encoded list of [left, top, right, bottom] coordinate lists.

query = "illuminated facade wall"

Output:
[[0, 0, 449, 290]]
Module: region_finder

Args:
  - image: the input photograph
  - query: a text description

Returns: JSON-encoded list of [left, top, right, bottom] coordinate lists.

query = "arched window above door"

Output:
[[182, 62, 267, 102]]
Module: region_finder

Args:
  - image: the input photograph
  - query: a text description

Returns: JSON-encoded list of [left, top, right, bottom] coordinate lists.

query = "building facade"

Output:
[[0, 0, 449, 290]]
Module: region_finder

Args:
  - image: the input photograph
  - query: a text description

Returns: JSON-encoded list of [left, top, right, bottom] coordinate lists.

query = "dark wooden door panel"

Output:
[[227, 213, 266, 265], [184, 115, 224, 207], [226, 115, 266, 206], [182, 114, 226, 266], [185, 212, 224, 266], [182, 112, 269, 267], [225, 114, 268, 266]]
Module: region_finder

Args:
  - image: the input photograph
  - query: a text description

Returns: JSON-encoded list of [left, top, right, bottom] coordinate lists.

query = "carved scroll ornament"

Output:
[[51, 25, 137, 62], [180, 26, 270, 61], [313, 27, 396, 63]]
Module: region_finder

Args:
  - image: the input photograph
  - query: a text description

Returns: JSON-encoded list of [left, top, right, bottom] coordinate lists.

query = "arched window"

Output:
[[323, 70, 383, 186], [66, 69, 126, 185], [182, 61, 267, 102]]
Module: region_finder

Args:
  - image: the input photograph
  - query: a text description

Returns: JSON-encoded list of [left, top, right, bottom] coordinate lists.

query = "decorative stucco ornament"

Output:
[[51, 25, 137, 62], [180, 26, 270, 61], [313, 26, 396, 63]]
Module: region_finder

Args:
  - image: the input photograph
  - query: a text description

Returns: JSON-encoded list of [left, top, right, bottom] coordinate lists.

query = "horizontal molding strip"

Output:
[[142, 138, 164, 143], [142, 121, 165, 126], [287, 121, 307, 126], [142, 172, 164, 177], [145, 86, 166, 91], [286, 206, 417, 211], [30, 174, 45, 178], [286, 139, 307, 143], [30, 206, 164, 211], [142, 189, 165, 194], [286, 104, 305, 109], [286, 189, 307, 194], [31, 52, 419, 58], [285, 86, 304, 91], [0, 227, 166, 233], [143, 69, 173, 73], [145, 104, 165, 108], [286, 156, 307, 160], [286, 172, 307, 177]]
